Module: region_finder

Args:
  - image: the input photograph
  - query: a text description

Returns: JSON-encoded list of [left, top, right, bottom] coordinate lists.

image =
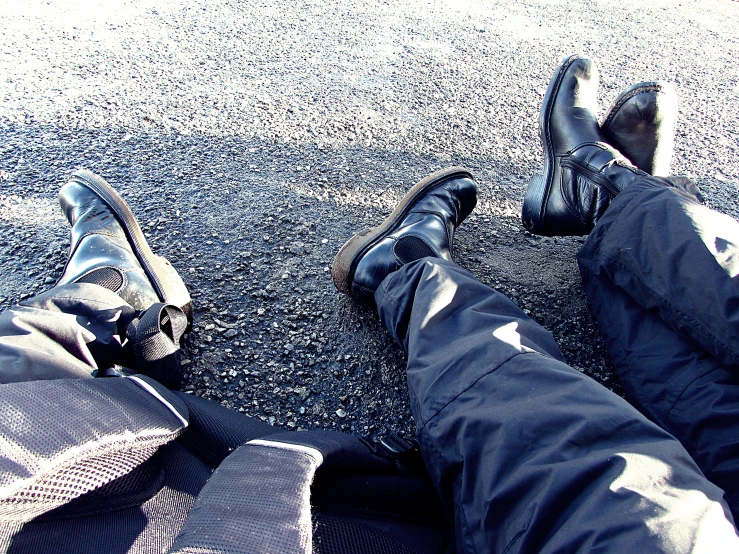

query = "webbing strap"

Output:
[[126, 303, 188, 389]]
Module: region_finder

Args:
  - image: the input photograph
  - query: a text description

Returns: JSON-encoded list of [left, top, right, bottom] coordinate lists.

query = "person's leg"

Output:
[[519, 51, 739, 525], [0, 283, 137, 382], [376, 257, 737, 553], [332, 145, 738, 550], [580, 178, 739, 369], [578, 179, 739, 519]]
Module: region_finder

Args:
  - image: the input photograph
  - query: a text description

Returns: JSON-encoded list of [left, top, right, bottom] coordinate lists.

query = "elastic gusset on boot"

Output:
[[393, 236, 438, 264], [74, 266, 125, 293]]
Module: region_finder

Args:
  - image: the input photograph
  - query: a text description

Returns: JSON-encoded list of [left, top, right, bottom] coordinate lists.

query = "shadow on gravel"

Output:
[[0, 119, 620, 440]]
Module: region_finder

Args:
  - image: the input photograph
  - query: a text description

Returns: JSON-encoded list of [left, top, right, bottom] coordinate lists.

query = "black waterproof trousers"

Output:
[[373, 178, 739, 552], [2, 179, 739, 552], [578, 179, 739, 523]]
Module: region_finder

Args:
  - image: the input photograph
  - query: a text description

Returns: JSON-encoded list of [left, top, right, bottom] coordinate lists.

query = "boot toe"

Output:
[[547, 55, 603, 153]]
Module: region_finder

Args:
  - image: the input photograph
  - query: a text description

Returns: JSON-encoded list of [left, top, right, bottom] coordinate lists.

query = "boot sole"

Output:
[[522, 54, 582, 235], [601, 81, 676, 176], [68, 169, 193, 324], [331, 166, 473, 295]]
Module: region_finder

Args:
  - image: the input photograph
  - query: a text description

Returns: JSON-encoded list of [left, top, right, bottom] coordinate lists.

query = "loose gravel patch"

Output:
[[1, 0, 737, 440]]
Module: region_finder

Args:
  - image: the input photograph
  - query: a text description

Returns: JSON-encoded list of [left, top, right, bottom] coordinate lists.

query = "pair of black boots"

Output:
[[334, 54, 682, 302], [51, 55, 678, 379]]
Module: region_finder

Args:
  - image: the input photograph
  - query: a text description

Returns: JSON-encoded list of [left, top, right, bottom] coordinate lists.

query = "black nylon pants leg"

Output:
[[375, 258, 737, 554], [0, 283, 137, 383], [578, 179, 739, 519]]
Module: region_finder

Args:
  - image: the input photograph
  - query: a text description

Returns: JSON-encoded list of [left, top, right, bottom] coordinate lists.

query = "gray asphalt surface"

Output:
[[1, 0, 738, 439]]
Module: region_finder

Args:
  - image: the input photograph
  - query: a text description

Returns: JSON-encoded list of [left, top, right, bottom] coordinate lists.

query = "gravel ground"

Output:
[[1, 0, 738, 440]]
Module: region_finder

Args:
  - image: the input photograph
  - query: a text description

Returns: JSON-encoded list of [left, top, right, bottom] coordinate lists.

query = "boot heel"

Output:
[[332, 228, 374, 294], [522, 172, 547, 233]]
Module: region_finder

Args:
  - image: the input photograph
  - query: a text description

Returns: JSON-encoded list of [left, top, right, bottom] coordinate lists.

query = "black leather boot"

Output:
[[57, 169, 193, 323], [522, 55, 649, 237], [602, 81, 677, 177], [332, 167, 477, 305]]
